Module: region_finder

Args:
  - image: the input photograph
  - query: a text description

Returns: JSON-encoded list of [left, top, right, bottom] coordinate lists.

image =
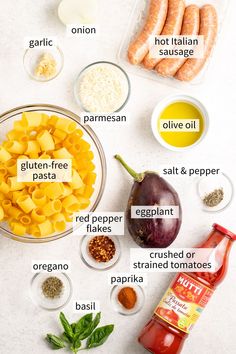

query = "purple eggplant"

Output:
[[115, 155, 182, 248]]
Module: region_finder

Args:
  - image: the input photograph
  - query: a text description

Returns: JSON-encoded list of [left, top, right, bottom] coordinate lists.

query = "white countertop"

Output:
[[0, 1, 236, 353]]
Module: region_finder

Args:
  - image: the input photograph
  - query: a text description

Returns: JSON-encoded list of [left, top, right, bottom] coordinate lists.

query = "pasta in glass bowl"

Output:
[[0, 104, 106, 243]]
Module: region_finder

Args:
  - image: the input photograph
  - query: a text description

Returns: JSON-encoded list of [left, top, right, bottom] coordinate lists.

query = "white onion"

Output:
[[58, 0, 97, 25]]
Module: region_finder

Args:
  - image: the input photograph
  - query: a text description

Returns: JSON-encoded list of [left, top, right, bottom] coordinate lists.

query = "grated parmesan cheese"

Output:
[[78, 63, 129, 113]]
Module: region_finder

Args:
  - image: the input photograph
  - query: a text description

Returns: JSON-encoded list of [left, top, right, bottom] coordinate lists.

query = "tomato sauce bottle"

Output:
[[138, 224, 236, 354]]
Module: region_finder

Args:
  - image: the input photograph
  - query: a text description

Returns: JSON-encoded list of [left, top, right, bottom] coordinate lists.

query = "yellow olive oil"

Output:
[[158, 101, 204, 148]]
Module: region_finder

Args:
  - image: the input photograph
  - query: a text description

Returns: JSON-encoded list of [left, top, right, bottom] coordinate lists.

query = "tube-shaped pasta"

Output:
[[41, 113, 49, 126], [0, 165, 7, 177], [38, 219, 53, 236], [12, 190, 27, 204], [24, 141, 41, 155], [10, 221, 26, 236], [69, 169, 84, 189], [0, 146, 12, 162], [0, 112, 96, 238], [20, 214, 31, 225], [78, 139, 91, 152], [48, 115, 58, 126], [2, 199, 12, 211], [5, 159, 17, 176], [61, 184, 72, 197], [85, 172, 97, 185], [19, 134, 29, 143], [64, 136, 77, 149], [0, 206, 4, 221], [13, 121, 26, 131], [62, 195, 80, 213], [78, 151, 94, 161], [43, 200, 62, 216], [55, 117, 77, 134], [8, 177, 25, 191], [53, 129, 67, 141], [31, 208, 46, 223], [28, 185, 37, 194], [7, 130, 19, 140], [76, 196, 90, 209], [71, 129, 83, 139], [52, 213, 66, 232], [0, 181, 10, 194], [29, 224, 40, 237], [44, 183, 63, 200], [32, 190, 47, 206], [83, 185, 95, 198], [52, 136, 61, 145], [8, 206, 23, 220], [22, 112, 42, 127], [53, 147, 73, 159], [37, 130, 55, 151], [16, 195, 36, 213], [5, 141, 26, 154]]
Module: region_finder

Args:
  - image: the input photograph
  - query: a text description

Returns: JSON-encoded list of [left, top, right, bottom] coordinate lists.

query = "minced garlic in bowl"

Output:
[[75, 62, 130, 113]]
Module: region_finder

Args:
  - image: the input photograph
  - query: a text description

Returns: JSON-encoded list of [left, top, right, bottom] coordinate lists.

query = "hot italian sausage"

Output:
[[175, 4, 218, 81], [128, 0, 168, 65], [143, 0, 185, 70], [156, 5, 200, 77]]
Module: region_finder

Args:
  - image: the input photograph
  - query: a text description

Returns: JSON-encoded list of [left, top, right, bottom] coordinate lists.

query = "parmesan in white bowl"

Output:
[[74, 62, 130, 113]]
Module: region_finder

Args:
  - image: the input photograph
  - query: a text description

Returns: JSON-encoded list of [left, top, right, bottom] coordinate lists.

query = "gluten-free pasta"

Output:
[[0, 112, 96, 237]]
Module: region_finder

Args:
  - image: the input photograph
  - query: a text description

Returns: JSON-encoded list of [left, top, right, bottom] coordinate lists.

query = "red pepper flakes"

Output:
[[88, 236, 116, 263]]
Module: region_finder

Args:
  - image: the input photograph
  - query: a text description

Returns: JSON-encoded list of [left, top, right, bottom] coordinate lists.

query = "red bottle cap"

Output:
[[213, 223, 236, 240]]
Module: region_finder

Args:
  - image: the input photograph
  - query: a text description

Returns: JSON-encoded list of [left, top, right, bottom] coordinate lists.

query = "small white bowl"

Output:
[[30, 272, 72, 311], [80, 235, 121, 270], [151, 94, 209, 152], [23, 47, 64, 82], [110, 285, 145, 316]]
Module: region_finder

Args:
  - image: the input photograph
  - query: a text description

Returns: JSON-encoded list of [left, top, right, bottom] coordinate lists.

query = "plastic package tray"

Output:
[[118, 0, 229, 87]]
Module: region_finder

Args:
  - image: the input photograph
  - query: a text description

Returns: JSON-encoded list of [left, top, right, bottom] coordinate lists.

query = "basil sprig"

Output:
[[78, 312, 101, 340], [46, 334, 65, 349], [45, 312, 114, 353], [87, 325, 114, 349], [60, 312, 74, 340]]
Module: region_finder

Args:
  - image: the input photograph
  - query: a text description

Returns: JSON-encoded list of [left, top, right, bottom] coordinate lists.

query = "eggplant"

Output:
[[115, 155, 182, 248]]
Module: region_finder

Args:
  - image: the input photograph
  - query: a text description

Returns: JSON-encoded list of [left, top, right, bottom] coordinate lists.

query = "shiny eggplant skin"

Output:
[[126, 173, 182, 248]]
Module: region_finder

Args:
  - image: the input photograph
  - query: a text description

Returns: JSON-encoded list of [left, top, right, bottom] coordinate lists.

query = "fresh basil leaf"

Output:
[[79, 312, 101, 340], [59, 312, 74, 340], [74, 313, 93, 335], [71, 323, 76, 333], [61, 332, 72, 343], [46, 334, 65, 349], [86, 325, 114, 349]]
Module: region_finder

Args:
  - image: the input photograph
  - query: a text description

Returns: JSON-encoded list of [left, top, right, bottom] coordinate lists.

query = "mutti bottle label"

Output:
[[155, 272, 214, 334]]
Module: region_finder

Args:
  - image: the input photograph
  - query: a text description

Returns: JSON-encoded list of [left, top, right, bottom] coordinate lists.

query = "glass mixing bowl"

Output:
[[0, 104, 106, 243]]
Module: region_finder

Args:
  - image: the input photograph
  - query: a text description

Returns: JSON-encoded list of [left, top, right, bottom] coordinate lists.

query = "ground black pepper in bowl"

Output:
[[88, 236, 116, 263], [203, 188, 224, 207]]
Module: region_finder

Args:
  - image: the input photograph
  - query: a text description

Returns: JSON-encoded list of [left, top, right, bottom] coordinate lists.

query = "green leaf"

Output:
[[59, 312, 74, 340], [79, 312, 101, 340], [86, 325, 114, 349], [74, 313, 93, 335], [46, 334, 65, 349], [71, 323, 76, 333], [61, 332, 71, 343]]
